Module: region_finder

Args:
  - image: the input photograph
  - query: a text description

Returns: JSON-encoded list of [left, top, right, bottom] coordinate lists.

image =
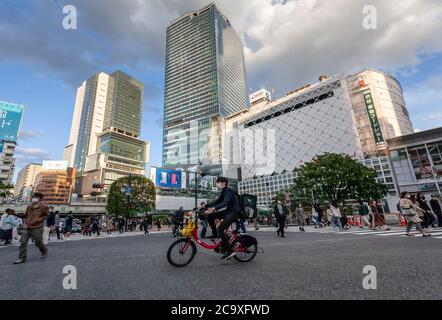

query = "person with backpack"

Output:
[[205, 177, 242, 261], [274, 198, 287, 237]]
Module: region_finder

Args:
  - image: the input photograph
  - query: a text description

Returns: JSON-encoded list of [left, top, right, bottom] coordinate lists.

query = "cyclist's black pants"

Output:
[[208, 210, 239, 250]]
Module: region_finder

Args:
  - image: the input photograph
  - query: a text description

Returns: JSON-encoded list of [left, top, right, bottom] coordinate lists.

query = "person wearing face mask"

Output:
[[399, 192, 430, 237], [14, 192, 50, 264], [205, 177, 242, 261]]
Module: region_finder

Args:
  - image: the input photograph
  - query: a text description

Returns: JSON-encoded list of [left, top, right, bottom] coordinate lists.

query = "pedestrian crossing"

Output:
[[0, 230, 173, 248], [252, 226, 442, 239]]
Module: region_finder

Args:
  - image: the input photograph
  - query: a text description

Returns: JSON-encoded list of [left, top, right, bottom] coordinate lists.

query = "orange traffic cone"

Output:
[[355, 216, 361, 227], [348, 216, 354, 226]]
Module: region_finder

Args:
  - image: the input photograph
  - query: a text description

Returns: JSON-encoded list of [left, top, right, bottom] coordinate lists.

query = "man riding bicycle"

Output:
[[203, 177, 242, 261]]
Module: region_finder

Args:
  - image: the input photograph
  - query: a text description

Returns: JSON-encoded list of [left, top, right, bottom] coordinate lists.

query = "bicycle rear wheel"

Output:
[[234, 235, 257, 262], [167, 238, 197, 267]]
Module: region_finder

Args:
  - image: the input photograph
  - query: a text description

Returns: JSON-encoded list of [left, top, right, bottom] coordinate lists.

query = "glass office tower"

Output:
[[162, 3, 247, 175], [65, 70, 149, 197]]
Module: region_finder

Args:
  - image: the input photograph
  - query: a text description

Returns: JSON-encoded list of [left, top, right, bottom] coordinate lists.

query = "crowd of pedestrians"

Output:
[[266, 197, 397, 236]]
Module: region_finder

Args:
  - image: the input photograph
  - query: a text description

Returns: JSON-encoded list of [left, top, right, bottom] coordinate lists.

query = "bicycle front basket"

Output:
[[181, 220, 195, 237]]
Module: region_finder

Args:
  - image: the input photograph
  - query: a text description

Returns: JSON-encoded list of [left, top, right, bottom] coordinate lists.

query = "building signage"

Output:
[[42, 160, 69, 170], [0, 142, 3, 153], [0, 101, 25, 142], [362, 90, 384, 145]]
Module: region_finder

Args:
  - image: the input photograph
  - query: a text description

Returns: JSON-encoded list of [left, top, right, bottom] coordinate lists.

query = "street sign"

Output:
[[0, 101, 25, 142], [362, 90, 384, 147]]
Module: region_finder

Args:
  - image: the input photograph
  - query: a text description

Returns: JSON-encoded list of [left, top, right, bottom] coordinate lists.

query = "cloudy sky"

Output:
[[1, 0, 442, 178]]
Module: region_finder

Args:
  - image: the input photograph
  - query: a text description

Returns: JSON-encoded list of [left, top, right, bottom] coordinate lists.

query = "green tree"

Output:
[[0, 181, 14, 201], [106, 176, 156, 217], [291, 153, 388, 204]]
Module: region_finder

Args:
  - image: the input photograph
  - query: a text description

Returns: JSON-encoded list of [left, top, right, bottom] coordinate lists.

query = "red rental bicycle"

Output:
[[167, 211, 258, 267]]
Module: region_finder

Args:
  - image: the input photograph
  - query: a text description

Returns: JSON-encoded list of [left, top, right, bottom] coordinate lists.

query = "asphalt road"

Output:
[[1, 228, 441, 300]]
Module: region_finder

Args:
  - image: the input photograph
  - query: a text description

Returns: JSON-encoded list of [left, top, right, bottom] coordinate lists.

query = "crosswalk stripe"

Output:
[[378, 230, 442, 237]]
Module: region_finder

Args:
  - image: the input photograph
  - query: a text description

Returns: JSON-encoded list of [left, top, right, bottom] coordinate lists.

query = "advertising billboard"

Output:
[[0, 101, 25, 142], [150, 167, 186, 189], [189, 175, 218, 191]]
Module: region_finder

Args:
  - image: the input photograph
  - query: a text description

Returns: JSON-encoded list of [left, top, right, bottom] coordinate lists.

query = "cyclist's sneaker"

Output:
[[221, 251, 236, 260]]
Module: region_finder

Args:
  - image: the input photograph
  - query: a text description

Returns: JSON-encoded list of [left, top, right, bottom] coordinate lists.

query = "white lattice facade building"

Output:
[[228, 68, 412, 206]]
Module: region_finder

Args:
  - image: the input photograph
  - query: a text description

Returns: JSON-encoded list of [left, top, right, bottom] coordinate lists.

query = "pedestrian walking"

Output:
[[14, 193, 49, 264], [429, 194, 442, 227], [399, 192, 430, 237], [118, 217, 125, 234], [358, 200, 372, 229], [330, 201, 343, 231], [198, 202, 209, 239], [369, 200, 390, 230], [295, 203, 306, 232], [326, 205, 333, 227], [91, 215, 100, 236], [341, 208, 351, 230], [106, 216, 113, 234], [83, 218, 91, 236], [142, 217, 149, 236], [53, 211, 61, 240], [416, 192, 438, 229], [45, 206, 56, 243], [172, 207, 184, 237], [64, 212, 73, 237], [156, 219, 162, 231], [0, 209, 21, 246], [274, 199, 287, 237]]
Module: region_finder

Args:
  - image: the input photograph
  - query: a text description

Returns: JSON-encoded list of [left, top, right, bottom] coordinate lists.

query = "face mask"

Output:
[[31, 198, 39, 204]]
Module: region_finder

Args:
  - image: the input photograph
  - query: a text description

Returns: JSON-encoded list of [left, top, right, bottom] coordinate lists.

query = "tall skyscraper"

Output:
[[162, 3, 247, 175], [64, 70, 150, 198]]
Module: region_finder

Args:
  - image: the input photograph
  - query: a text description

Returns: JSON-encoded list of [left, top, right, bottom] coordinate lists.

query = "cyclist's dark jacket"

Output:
[[207, 187, 241, 214]]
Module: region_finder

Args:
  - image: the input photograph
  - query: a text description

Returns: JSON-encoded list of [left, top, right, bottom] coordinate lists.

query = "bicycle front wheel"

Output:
[[167, 238, 197, 267]]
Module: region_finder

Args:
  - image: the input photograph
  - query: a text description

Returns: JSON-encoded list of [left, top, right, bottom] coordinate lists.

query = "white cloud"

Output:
[[15, 147, 50, 159], [17, 130, 46, 141], [404, 74, 442, 130], [1, 0, 441, 92]]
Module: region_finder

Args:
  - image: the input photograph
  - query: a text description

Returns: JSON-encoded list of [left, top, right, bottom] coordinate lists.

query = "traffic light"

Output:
[[92, 183, 105, 189]]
